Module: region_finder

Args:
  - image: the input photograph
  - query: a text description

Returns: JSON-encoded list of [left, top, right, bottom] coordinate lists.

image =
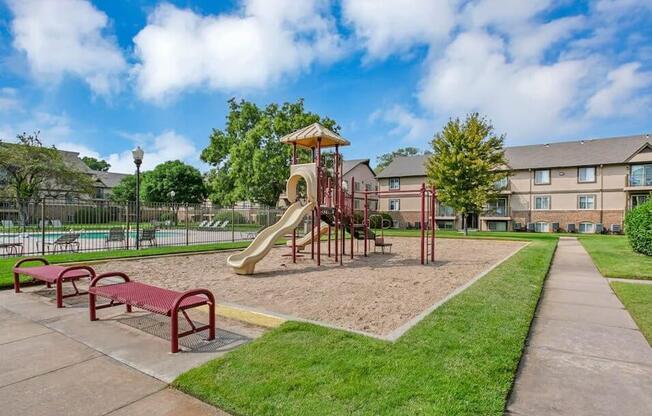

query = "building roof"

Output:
[[94, 171, 129, 188], [377, 133, 652, 178], [342, 159, 374, 177], [280, 122, 350, 149], [376, 155, 430, 178]]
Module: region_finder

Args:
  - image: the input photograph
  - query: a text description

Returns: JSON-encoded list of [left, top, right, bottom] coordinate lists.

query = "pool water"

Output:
[[1, 231, 178, 240]]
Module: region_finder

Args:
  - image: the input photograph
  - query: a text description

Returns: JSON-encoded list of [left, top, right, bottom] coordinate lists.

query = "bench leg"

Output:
[[13, 272, 20, 293], [171, 310, 179, 353], [89, 293, 97, 321], [208, 302, 216, 341], [56, 279, 63, 308]]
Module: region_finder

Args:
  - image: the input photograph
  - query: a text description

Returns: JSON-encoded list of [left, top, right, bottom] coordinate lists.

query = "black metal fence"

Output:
[[0, 198, 283, 257]]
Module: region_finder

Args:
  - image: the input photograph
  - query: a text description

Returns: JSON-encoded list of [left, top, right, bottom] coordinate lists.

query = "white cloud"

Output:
[[0, 111, 73, 145], [462, 0, 551, 29], [586, 62, 652, 118], [132, 0, 345, 102], [371, 105, 433, 142], [418, 31, 589, 140], [104, 131, 198, 173], [0, 88, 21, 111], [8, 0, 126, 96], [342, 0, 458, 60]]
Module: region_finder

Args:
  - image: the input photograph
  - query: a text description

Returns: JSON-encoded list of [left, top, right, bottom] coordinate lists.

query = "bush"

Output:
[[369, 212, 393, 229], [73, 206, 121, 224], [625, 199, 652, 255], [213, 210, 247, 224]]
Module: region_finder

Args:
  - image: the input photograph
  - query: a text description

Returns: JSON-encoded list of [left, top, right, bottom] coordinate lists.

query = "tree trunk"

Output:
[[463, 213, 468, 236]]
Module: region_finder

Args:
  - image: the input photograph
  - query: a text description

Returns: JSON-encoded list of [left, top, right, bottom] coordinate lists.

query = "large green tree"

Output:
[[0, 132, 95, 225], [140, 160, 207, 204], [375, 147, 431, 173], [82, 156, 111, 171], [109, 175, 138, 203], [201, 98, 339, 207], [426, 113, 509, 235]]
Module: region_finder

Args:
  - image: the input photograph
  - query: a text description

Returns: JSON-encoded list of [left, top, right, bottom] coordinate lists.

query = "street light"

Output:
[[132, 146, 144, 250], [169, 190, 176, 225]]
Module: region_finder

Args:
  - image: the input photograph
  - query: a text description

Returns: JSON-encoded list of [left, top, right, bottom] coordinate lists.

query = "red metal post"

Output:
[[327, 177, 332, 257], [316, 138, 321, 266], [350, 177, 354, 260], [334, 146, 339, 263], [292, 143, 297, 264], [364, 191, 368, 256], [420, 183, 425, 265], [431, 186, 436, 263]]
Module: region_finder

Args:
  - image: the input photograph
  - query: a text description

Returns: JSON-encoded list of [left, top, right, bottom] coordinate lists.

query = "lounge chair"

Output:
[[1, 220, 14, 229], [39, 219, 50, 228], [139, 228, 157, 246], [42, 233, 81, 253], [199, 220, 219, 230], [105, 228, 126, 247], [219, 220, 229, 229], [197, 220, 208, 228], [0, 241, 23, 256], [51, 219, 63, 228]]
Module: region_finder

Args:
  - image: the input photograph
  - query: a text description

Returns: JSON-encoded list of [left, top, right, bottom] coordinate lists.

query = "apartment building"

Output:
[[376, 134, 652, 232], [341, 159, 379, 212]]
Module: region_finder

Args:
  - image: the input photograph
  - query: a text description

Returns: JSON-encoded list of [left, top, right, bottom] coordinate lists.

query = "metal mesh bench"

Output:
[[89, 272, 215, 353], [13, 257, 96, 308]]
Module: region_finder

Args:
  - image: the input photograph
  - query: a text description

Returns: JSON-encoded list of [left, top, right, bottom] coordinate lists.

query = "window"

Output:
[[630, 164, 652, 186], [578, 195, 595, 210], [355, 181, 361, 192], [579, 222, 595, 233], [436, 201, 454, 217], [486, 198, 507, 216], [354, 199, 360, 209], [534, 169, 550, 185], [534, 196, 550, 210], [535, 222, 549, 232], [389, 178, 400, 190], [365, 183, 373, 191], [494, 177, 508, 189], [389, 199, 400, 211], [632, 194, 649, 208], [487, 221, 508, 231], [578, 166, 596, 183]]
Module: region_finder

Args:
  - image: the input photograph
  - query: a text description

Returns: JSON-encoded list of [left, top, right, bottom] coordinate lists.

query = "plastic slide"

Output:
[[287, 222, 329, 250], [227, 201, 315, 274]]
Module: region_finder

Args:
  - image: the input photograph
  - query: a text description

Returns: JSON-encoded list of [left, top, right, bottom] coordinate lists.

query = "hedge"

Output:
[[625, 198, 652, 256]]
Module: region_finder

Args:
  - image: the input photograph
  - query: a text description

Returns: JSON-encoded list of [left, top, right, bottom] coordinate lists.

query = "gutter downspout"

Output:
[[599, 164, 604, 226], [528, 168, 532, 225]]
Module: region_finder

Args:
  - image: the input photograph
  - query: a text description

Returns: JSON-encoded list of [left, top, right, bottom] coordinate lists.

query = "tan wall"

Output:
[[378, 175, 426, 212]]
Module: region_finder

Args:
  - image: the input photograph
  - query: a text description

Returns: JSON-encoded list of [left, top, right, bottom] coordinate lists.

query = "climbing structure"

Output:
[[227, 122, 436, 275]]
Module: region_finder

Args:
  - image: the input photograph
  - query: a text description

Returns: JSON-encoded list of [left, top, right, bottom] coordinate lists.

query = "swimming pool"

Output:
[[0, 230, 179, 240]]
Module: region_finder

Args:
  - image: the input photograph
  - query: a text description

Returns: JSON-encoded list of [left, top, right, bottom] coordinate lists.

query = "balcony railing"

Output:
[[483, 207, 511, 217], [626, 174, 652, 187]]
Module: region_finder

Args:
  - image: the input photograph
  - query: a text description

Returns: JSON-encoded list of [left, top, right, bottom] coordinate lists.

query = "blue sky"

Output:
[[0, 0, 651, 173]]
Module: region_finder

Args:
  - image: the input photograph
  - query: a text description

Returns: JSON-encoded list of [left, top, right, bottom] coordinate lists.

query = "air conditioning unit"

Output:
[[567, 223, 576, 233], [552, 223, 560, 232], [595, 224, 604, 234], [610, 224, 621, 234], [526, 223, 535, 232]]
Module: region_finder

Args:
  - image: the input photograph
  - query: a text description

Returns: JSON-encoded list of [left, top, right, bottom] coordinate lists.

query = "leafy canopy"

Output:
[[625, 198, 652, 256], [426, 113, 508, 230], [201, 98, 339, 207], [375, 147, 431, 173], [141, 160, 207, 203], [82, 156, 111, 172], [109, 174, 138, 203]]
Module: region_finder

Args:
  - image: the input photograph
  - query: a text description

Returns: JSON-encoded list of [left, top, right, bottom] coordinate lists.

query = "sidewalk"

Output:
[[506, 237, 652, 416], [0, 285, 264, 416]]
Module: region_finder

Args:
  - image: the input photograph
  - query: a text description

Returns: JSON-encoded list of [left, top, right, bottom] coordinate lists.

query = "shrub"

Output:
[[369, 212, 393, 229], [625, 199, 652, 255], [213, 210, 247, 224], [73, 206, 121, 224]]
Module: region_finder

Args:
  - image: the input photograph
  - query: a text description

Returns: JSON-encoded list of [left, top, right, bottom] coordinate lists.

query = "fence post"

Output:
[[231, 205, 235, 242], [185, 203, 189, 246], [40, 199, 46, 256], [125, 203, 130, 249]]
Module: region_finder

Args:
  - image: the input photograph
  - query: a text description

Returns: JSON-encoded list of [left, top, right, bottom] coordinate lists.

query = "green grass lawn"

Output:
[[611, 282, 652, 344], [174, 236, 557, 416], [579, 235, 652, 280], [0, 241, 255, 289]]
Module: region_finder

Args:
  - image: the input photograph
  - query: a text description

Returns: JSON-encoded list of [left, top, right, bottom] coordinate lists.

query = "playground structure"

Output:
[[227, 122, 436, 275]]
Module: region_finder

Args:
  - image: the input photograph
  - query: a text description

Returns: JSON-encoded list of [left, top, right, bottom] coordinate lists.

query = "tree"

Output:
[[82, 156, 111, 171], [426, 113, 509, 235], [109, 175, 138, 202], [0, 131, 95, 226], [140, 160, 207, 204], [202, 98, 339, 207], [375, 147, 431, 173]]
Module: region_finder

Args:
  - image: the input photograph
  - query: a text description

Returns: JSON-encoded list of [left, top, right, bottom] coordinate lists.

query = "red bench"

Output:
[[13, 257, 96, 308], [89, 272, 216, 353]]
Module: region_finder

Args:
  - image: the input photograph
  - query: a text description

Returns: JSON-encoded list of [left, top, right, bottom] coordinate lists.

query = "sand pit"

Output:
[[93, 238, 525, 337]]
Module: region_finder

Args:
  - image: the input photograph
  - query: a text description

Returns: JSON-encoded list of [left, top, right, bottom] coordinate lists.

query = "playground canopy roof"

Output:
[[280, 122, 350, 149]]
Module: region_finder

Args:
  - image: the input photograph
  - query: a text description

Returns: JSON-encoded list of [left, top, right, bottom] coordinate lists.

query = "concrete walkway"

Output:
[[507, 237, 652, 416], [0, 285, 265, 416]]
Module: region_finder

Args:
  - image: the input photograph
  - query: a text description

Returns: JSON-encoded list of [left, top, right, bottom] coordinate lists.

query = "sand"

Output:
[[94, 237, 525, 336]]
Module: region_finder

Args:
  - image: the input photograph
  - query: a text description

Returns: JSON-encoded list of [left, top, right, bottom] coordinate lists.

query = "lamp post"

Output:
[[132, 146, 144, 250], [169, 190, 176, 225]]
